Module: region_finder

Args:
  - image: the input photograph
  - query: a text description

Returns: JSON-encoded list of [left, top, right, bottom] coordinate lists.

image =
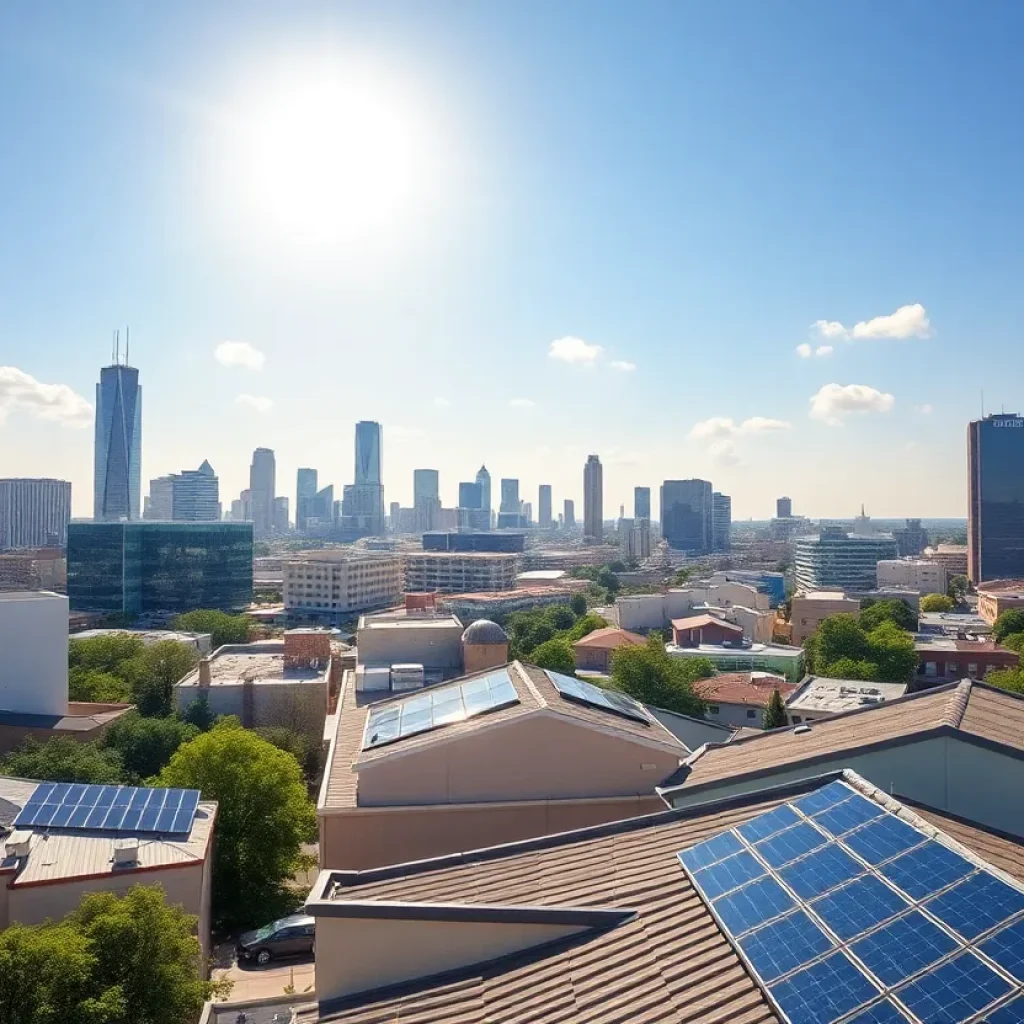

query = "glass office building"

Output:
[[94, 364, 142, 521], [660, 479, 712, 552], [68, 521, 253, 615], [969, 414, 1024, 582]]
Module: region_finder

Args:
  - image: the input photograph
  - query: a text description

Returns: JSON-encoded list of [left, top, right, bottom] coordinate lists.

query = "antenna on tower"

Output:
[[111, 330, 116, 364], [125, 326, 129, 365], [115, 329, 120, 365]]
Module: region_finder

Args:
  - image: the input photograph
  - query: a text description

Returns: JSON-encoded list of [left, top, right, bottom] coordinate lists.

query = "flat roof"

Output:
[[667, 641, 805, 659], [72, 628, 210, 645], [0, 702, 133, 732], [178, 644, 327, 687], [786, 676, 908, 714], [516, 569, 567, 581], [406, 551, 518, 560], [914, 637, 1008, 653], [801, 590, 850, 601]]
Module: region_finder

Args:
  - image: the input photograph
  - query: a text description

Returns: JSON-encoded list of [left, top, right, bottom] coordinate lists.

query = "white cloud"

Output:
[[609, 360, 636, 372], [215, 341, 265, 370], [689, 416, 791, 440], [0, 366, 92, 427], [809, 383, 895, 425], [509, 398, 536, 409], [810, 304, 931, 344], [797, 342, 834, 358], [234, 393, 274, 413], [915, 403, 933, 415], [710, 440, 742, 467], [433, 397, 451, 409], [815, 345, 834, 358], [548, 336, 603, 364], [796, 343, 813, 359]]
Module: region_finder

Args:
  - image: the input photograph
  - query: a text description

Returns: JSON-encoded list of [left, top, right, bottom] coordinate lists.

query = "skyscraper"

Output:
[[0, 479, 72, 549], [273, 496, 290, 534], [413, 469, 440, 532], [634, 486, 651, 520], [499, 479, 519, 515], [583, 455, 603, 542], [777, 496, 793, 519], [296, 468, 318, 532], [172, 461, 219, 521], [660, 479, 712, 552], [712, 492, 732, 552], [146, 476, 175, 520], [538, 484, 553, 528], [94, 362, 142, 521], [313, 485, 334, 523], [475, 465, 492, 526], [968, 413, 1024, 582], [564, 499, 576, 526], [354, 421, 385, 535], [249, 448, 276, 538], [458, 481, 482, 508]]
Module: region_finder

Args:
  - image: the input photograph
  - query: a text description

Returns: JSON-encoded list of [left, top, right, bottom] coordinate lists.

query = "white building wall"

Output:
[[0, 592, 68, 716], [876, 560, 948, 595]]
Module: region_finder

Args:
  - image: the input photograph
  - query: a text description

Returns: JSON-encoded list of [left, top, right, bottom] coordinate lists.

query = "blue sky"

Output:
[[2, 1, 1023, 520]]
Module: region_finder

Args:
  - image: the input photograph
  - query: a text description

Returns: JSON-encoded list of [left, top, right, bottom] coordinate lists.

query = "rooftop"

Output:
[[0, 701, 133, 732], [801, 590, 851, 602], [571, 626, 646, 650], [178, 643, 327, 687], [914, 637, 1011, 653], [667, 641, 805, 659], [71, 628, 211, 646], [671, 613, 744, 634], [516, 569, 567, 581], [700, 672, 796, 708], [786, 676, 908, 715], [358, 608, 463, 630], [978, 579, 1024, 597], [300, 769, 1024, 1024]]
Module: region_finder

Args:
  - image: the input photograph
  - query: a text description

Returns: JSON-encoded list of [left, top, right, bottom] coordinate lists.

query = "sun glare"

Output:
[[224, 59, 435, 249]]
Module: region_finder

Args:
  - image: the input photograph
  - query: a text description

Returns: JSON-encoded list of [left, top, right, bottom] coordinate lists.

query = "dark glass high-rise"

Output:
[[968, 414, 1024, 582]]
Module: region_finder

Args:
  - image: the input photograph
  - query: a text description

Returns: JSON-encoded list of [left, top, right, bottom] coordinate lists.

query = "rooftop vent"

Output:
[[793, 724, 812, 735], [5, 830, 31, 858], [112, 837, 139, 866]]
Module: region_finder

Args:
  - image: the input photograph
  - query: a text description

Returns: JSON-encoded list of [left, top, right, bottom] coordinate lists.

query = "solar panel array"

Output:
[[679, 780, 1024, 1024], [14, 781, 200, 835], [362, 668, 520, 750], [545, 670, 650, 725]]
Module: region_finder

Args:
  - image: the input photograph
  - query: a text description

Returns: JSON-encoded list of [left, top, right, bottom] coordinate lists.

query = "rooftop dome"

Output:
[[462, 619, 508, 646]]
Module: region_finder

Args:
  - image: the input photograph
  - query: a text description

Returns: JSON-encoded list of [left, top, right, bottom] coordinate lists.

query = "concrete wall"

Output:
[[175, 678, 327, 739], [0, 592, 68, 716], [357, 623, 464, 671], [703, 700, 765, 730], [790, 595, 860, 644], [320, 794, 663, 870], [617, 587, 771, 640]]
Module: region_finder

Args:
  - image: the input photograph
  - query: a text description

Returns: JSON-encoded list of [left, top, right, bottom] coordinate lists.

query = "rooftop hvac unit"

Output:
[[391, 663, 425, 692], [5, 830, 31, 858], [358, 666, 392, 692], [113, 838, 139, 866]]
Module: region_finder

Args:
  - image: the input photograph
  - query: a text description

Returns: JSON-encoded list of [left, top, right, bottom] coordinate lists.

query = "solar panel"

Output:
[[678, 778, 1024, 1024], [544, 670, 650, 725], [362, 669, 521, 750], [13, 783, 200, 835]]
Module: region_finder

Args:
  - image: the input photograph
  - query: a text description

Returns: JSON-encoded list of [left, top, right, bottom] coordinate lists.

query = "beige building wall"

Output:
[[356, 622, 464, 671], [175, 679, 327, 739], [790, 593, 861, 644], [978, 588, 1024, 625], [283, 554, 402, 615], [877, 560, 948, 595], [462, 641, 508, 674]]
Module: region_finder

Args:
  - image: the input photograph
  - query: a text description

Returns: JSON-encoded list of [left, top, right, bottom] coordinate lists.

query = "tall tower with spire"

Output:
[[94, 335, 142, 521], [475, 464, 491, 529]]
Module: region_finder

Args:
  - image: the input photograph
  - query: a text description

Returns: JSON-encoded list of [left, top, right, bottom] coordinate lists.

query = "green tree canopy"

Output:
[[994, 609, 1024, 643], [864, 621, 918, 683], [948, 574, 970, 603], [180, 695, 217, 731], [529, 637, 577, 675], [544, 604, 576, 631], [569, 593, 588, 617], [805, 614, 917, 685], [100, 713, 199, 783], [859, 599, 918, 633], [609, 637, 709, 717], [986, 667, 1024, 694], [171, 610, 253, 648], [762, 689, 788, 729], [0, 736, 123, 785], [254, 726, 323, 782], [919, 593, 955, 613], [565, 613, 608, 642], [69, 670, 133, 704], [999, 632, 1024, 655], [131, 641, 199, 717], [69, 634, 146, 675], [807, 615, 869, 672], [824, 658, 881, 681], [157, 719, 316, 929]]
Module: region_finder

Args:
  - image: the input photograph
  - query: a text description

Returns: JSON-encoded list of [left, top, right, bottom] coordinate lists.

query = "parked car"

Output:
[[236, 913, 315, 965]]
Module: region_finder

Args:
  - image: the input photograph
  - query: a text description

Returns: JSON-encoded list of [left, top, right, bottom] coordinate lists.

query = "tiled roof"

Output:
[[699, 672, 795, 709], [673, 679, 1024, 792], [306, 771, 1024, 1024], [671, 614, 743, 633], [571, 627, 645, 650]]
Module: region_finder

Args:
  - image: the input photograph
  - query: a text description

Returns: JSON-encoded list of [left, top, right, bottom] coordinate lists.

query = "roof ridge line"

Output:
[[946, 677, 974, 728]]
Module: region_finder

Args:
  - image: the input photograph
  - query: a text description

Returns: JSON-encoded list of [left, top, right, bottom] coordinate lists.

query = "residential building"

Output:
[[634, 485, 651, 520], [0, 479, 72, 549], [700, 671, 796, 729], [175, 630, 332, 739], [572, 626, 644, 674], [893, 517, 929, 557], [776, 495, 792, 518], [711, 491, 731, 552], [93, 362, 142, 521], [273, 496, 290, 534], [969, 412, 1024, 582], [403, 552, 518, 594], [317, 660, 689, 870], [794, 526, 898, 591], [413, 469, 440, 532], [498, 478, 519, 517], [458, 481, 482, 510], [283, 550, 402, 623], [296, 468, 318, 532], [353, 421, 385, 535], [172, 460, 219, 521], [474, 465, 491, 526], [583, 454, 603, 542], [923, 542, 970, 576], [146, 476, 175, 519], [67, 521, 254, 615], [249, 447, 276, 538], [788, 590, 861, 644], [914, 636, 1019, 685], [977, 579, 1024, 624], [785, 675, 908, 723], [423, 531, 524, 553], [563, 498, 575, 526], [877, 558, 948, 595], [665, 640, 806, 681], [660, 479, 712, 552], [671, 613, 745, 647], [538, 484, 552, 528]]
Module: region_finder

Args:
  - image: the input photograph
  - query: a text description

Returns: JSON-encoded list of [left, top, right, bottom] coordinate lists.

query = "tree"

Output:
[[70, 885, 220, 1024], [69, 633, 146, 675], [1000, 632, 1024, 655], [569, 593, 588, 617], [948, 574, 970, 603], [132, 641, 199, 717], [100, 713, 199, 783], [986, 668, 1024, 694], [181, 695, 217, 731], [566, 613, 608, 642], [810, 615, 869, 672], [762, 689, 787, 730], [255, 726, 322, 781], [994, 609, 1024, 643], [609, 637, 708, 717], [529, 637, 576, 675], [920, 593, 955, 613], [171, 610, 253, 649], [865, 621, 918, 684], [544, 605, 576, 631], [0, 736, 123, 785], [824, 657, 880, 681], [69, 670, 133, 704], [859, 599, 917, 633], [157, 719, 316, 929]]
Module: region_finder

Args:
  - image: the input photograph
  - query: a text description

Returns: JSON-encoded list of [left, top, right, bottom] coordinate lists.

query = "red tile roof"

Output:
[[699, 672, 796, 708], [671, 614, 743, 633], [572, 626, 646, 650]]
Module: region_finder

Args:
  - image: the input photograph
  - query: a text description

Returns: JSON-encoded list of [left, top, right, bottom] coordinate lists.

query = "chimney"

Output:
[[198, 658, 212, 688]]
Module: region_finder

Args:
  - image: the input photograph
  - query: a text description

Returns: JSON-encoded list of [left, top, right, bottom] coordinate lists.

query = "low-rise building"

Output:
[[0, 776, 216, 961], [356, 603, 466, 680], [283, 550, 402, 624], [698, 671, 796, 729], [670, 613, 744, 647], [977, 579, 1024, 625], [572, 626, 644, 674], [402, 551, 518, 594], [917, 610, 992, 637], [923, 542, 969, 576], [914, 636, 1020, 686], [665, 640, 806, 681], [876, 558, 948, 595], [175, 630, 333, 739], [788, 590, 860, 644], [71, 628, 213, 655], [439, 585, 579, 622], [784, 675, 908, 723]]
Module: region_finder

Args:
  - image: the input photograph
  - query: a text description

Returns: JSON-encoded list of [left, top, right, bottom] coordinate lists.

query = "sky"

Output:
[[2, 0, 1024, 521]]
